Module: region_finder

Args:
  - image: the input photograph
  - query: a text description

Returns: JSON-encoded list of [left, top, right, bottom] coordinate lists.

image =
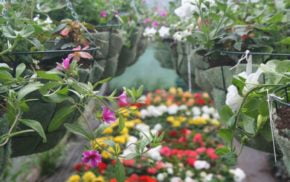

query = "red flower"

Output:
[[196, 147, 206, 154], [110, 179, 117, 182], [73, 162, 91, 172], [123, 159, 135, 167], [168, 130, 178, 137], [147, 167, 157, 174], [181, 129, 192, 136], [160, 146, 171, 157], [206, 148, 219, 160], [178, 136, 187, 143], [196, 98, 206, 105], [126, 174, 157, 182], [186, 157, 196, 166], [97, 162, 107, 173], [193, 133, 203, 144]]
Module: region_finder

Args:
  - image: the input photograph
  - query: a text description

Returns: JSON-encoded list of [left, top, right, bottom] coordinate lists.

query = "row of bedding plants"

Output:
[[0, 0, 151, 178], [66, 88, 246, 182], [142, 0, 290, 108]]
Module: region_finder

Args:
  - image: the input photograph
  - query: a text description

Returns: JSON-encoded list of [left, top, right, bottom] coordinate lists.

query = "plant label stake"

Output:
[[267, 90, 279, 163], [186, 43, 192, 92], [230, 50, 253, 75]]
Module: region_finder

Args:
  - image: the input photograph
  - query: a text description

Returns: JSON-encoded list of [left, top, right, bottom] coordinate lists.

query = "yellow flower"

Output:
[[210, 119, 220, 127], [91, 137, 112, 149], [131, 119, 142, 125], [114, 135, 128, 144], [177, 116, 186, 123], [177, 88, 183, 96], [82, 171, 96, 182], [101, 150, 111, 159], [119, 108, 130, 117], [189, 117, 207, 125], [171, 121, 181, 127], [67, 175, 81, 182], [95, 176, 105, 182], [167, 116, 175, 122], [169, 87, 177, 95], [103, 127, 113, 134], [125, 121, 135, 128], [120, 127, 129, 135]]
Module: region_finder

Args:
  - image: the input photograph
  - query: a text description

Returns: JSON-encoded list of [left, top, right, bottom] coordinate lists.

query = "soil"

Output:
[[275, 107, 290, 137]]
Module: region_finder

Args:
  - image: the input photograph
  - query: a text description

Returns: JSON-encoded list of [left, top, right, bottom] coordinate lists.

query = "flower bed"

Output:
[[67, 88, 245, 182]]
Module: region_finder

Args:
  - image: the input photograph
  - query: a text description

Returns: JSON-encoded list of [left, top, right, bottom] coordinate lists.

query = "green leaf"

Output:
[[280, 37, 290, 45], [114, 159, 126, 182], [48, 106, 76, 132], [216, 146, 231, 155], [20, 119, 47, 142], [17, 82, 43, 100], [18, 25, 35, 38], [37, 71, 62, 81], [117, 115, 125, 133], [64, 123, 93, 140], [219, 105, 234, 123], [218, 129, 233, 144], [15, 63, 26, 78], [0, 70, 13, 82], [93, 77, 112, 88], [241, 114, 256, 135]]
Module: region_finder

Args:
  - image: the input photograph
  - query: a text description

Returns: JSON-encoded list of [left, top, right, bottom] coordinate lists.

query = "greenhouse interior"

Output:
[[0, 0, 290, 181]]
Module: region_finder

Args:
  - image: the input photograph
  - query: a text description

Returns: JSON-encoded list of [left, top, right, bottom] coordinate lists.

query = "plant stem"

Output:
[[0, 39, 20, 57]]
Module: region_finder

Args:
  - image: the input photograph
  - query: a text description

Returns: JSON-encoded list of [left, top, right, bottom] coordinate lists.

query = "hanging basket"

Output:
[[271, 84, 290, 173], [0, 48, 102, 157], [154, 40, 176, 70], [116, 27, 144, 76]]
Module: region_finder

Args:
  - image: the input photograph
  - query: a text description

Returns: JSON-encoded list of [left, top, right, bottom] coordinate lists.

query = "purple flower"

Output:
[[56, 56, 72, 71], [152, 21, 159, 28], [100, 10, 108, 18], [118, 91, 129, 107], [143, 18, 152, 24], [102, 107, 116, 124], [158, 9, 168, 17], [82, 150, 102, 167]]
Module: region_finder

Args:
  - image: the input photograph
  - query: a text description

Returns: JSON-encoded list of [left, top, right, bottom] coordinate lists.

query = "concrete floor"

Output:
[[235, 141, 278, 182]]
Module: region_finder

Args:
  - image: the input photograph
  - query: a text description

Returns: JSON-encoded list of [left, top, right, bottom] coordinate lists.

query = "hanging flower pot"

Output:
[[116, 27, 145, 76], [154, 39, 177, 70], [272, 85, 290, 173]]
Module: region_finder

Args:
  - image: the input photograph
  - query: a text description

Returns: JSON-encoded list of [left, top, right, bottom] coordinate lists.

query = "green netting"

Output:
[[133, 38, 148, 66], [154, 42, 175, 69], [195, 68, 213, 93]]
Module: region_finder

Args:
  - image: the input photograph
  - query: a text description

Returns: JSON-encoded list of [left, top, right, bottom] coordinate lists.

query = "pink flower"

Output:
[[102, 107, 116, 124], [186, 157, 196, 166], [151, 21, 159, 28], [69, 46, 93, 61], [60, 27, 71, 37], [160, 146, 171, 157], [206, 148, 219, 160], [143, 18, 152, 24], [196, 147, 206, 154], [82, 150, 102, 167], [147, 167, 157, 174], [193, 133, 204, 146], [100, 10, 108, 17], [158, 9, 168, 17], [56, 56, 72, 71], [118, 91, 129, 107]]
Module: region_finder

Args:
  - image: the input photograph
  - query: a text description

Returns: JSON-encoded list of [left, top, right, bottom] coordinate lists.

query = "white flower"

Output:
[[126, 136, 138, 147], [175, 2, 196, 19], [213, 112, 220, 119], [229, 168, 246, 182], [157, 105, 168, 113], [157, 173, 166, 181], [33, 14, 40, 21], [225, 85, 243, 112], [143, 27, 157, 37], [167, 105, 179, 115], [185, 170, 194, 177], [153, 123, 163, 131], [147, 146, 162, 160], [202, 173, 213, 182], [159, 26, 170, 38], [170, 177, 182, 182], [201, 113, 210, 120], [173, 32, 184, 41], [179, 105, 188, 111], [147, 106, 163, 117], [185, 177, 197, 182], [140, 109, 148, 118], [135, 123, 150, 132], [165, 162, 173, 168], [194, 160, 210, 170], [167, 168, 174, 174], [44, 16, 52, 24], [243, 69, 263, 94], [192, 107, 201, 116], [208, 107, 216, 115], [201, 106, 210, 114]]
